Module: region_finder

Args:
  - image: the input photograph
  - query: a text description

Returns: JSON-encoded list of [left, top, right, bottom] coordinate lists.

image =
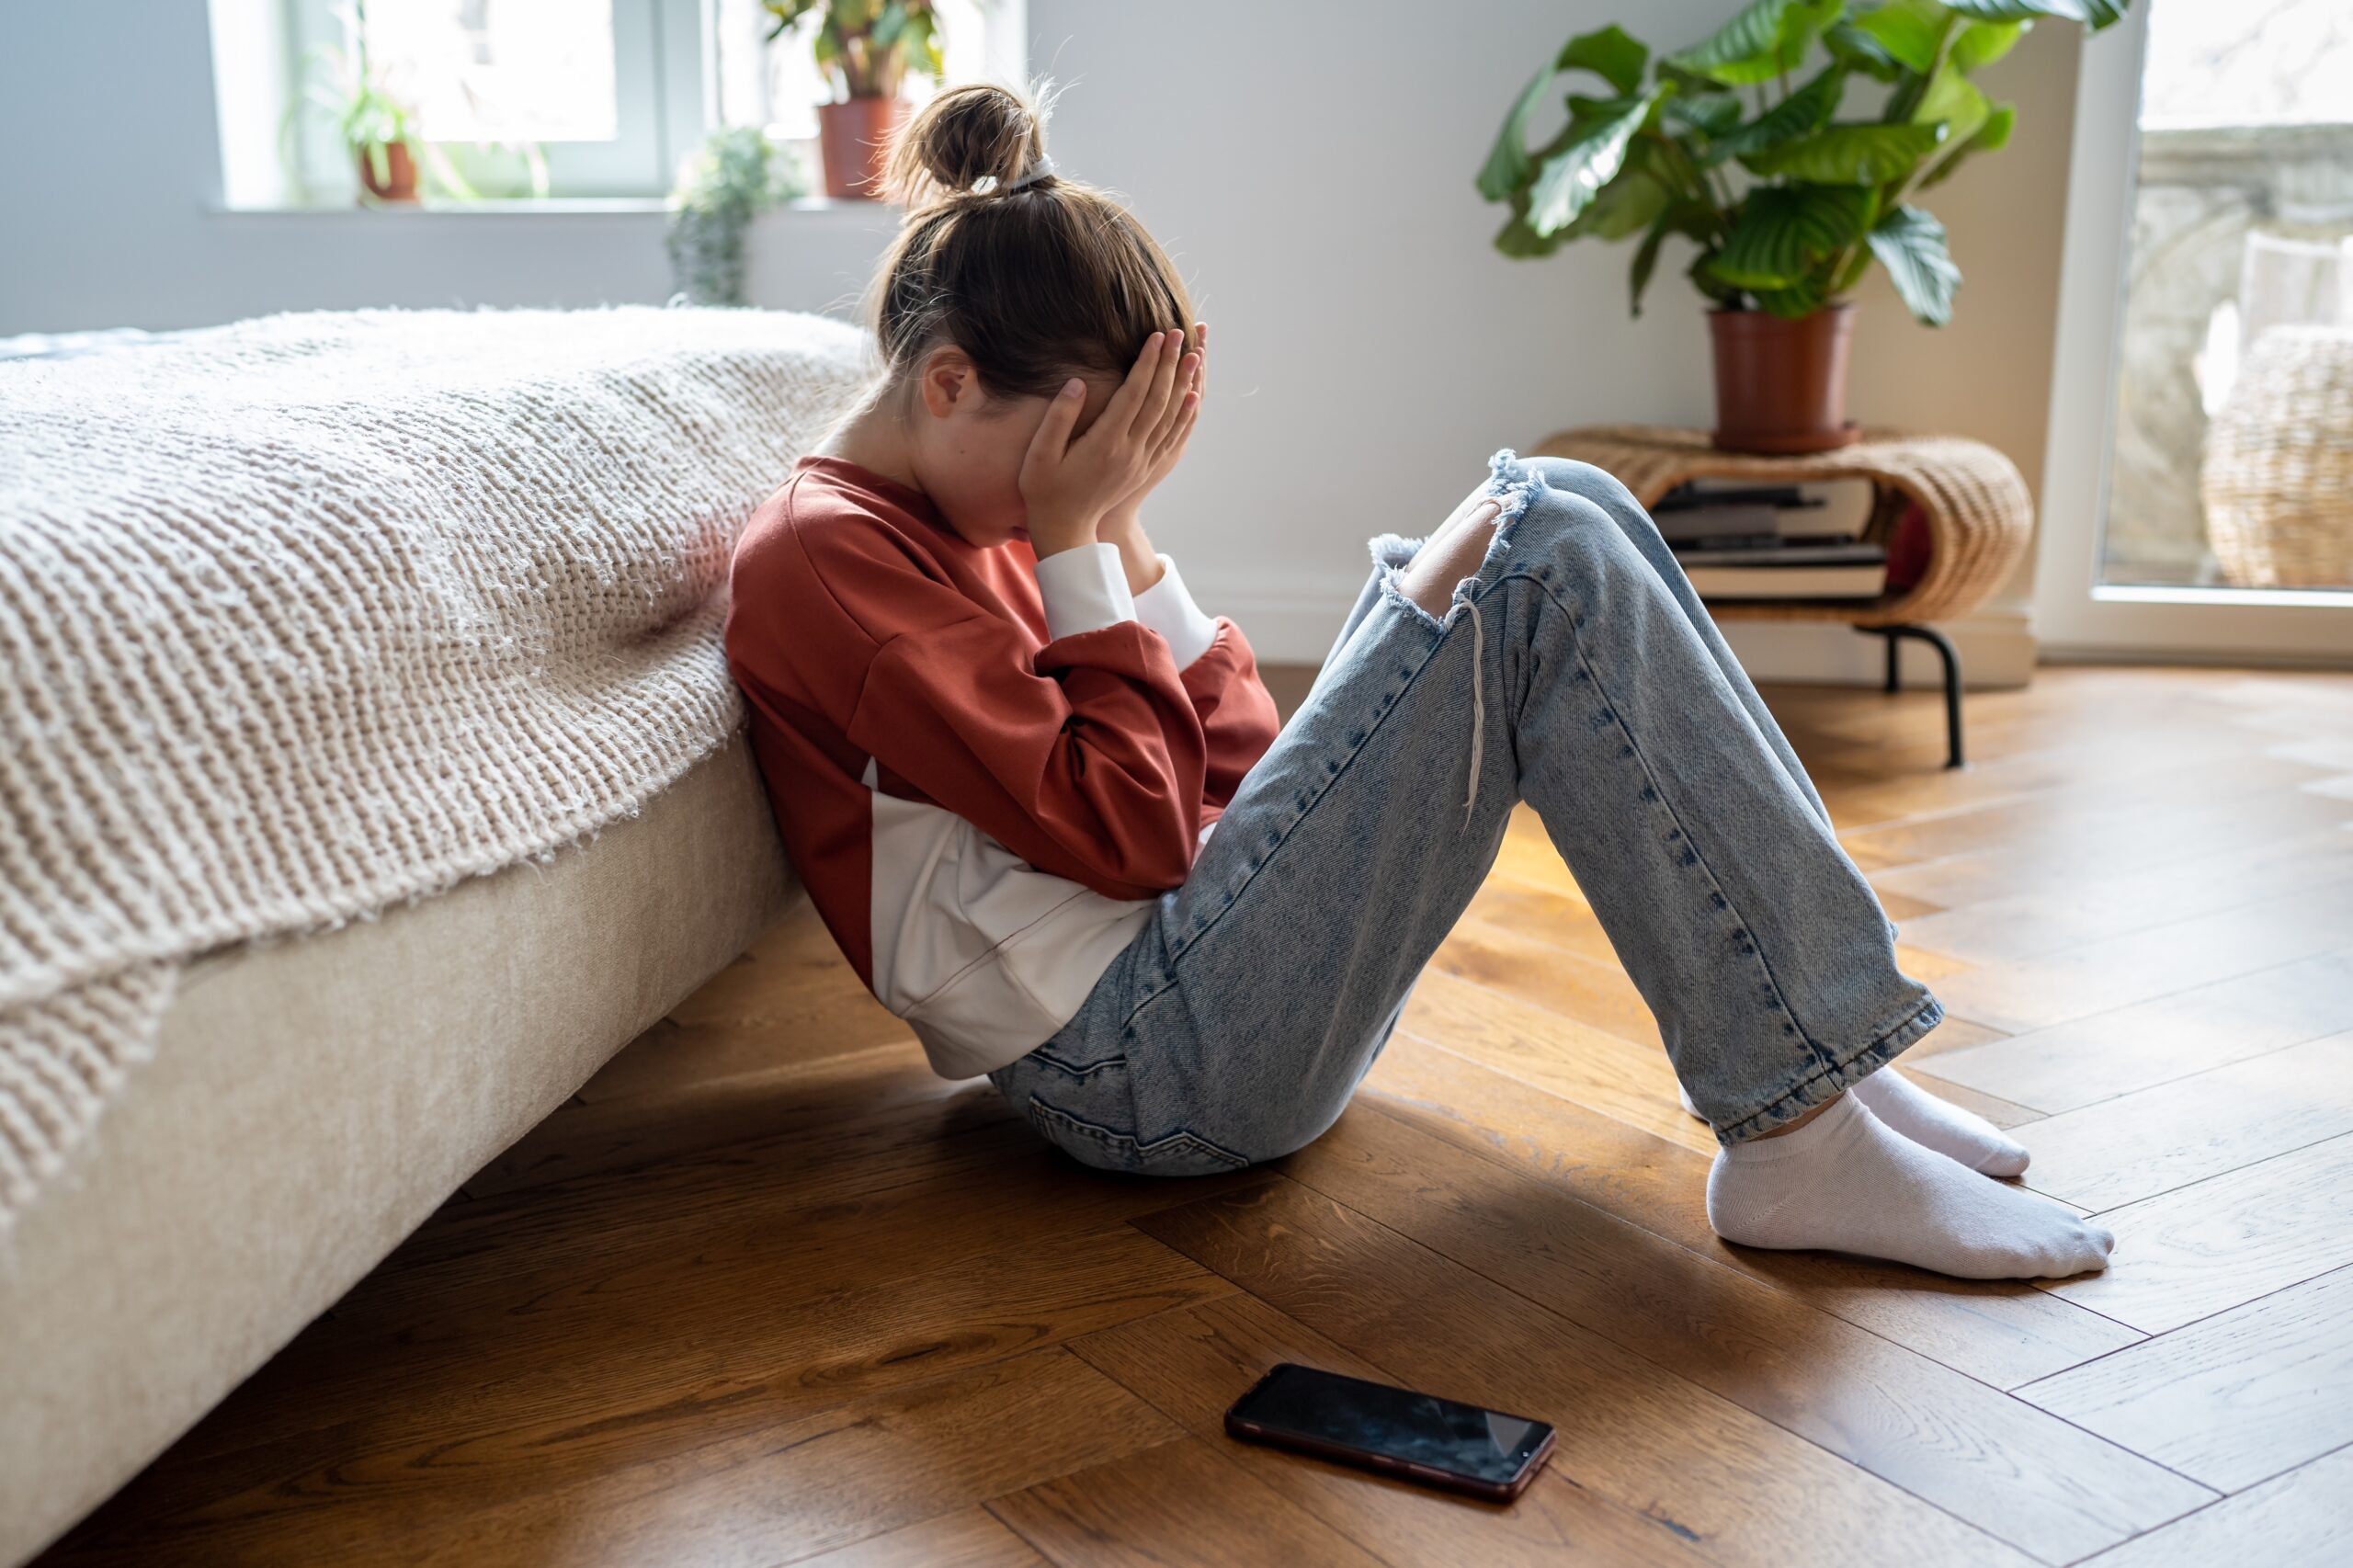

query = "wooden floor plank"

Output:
[[180, 1149, 1245, 1472], [1359, 1034, 2142, 1390], [1931, 880, 2353, 1035], [1922, 946, 2353, 1115], [1898, 1066, 2046, 1130], [1895, 828, 2353, 966], [1864, 794, 2353, 911], [2044, 1134, 2353, 1334], [471, 1037, 990, 1200], [2019, 1265, 2353, 1493], [1432, 915, 1665, 1051], [1068, 1294, 1714, 1568], [64, 1221, 1229, 1559], [1133, 1177, 2039, 1568], [986, 1437, 1390, 1568], [2075, 1443, 2353, 1568], [788, 1509, 1049, 1568], [54, 1350, 1178, 1568], [2019, 1030, 2353, 1211], [576, 903, 912, 1103], [1837, 752, 2342, 875], [1277, 1105, 2212, 1562], [1398, 971, 1717, 1156]]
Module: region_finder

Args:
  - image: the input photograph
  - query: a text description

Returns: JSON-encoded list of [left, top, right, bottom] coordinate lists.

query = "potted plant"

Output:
[[1479, 0, 2132, 452], [761, 1, 946, 201], [300, 2, 428, 204], [667, 129, 812, 305]]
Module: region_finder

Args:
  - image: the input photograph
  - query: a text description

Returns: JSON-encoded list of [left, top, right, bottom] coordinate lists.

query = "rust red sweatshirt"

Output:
[[724, 455, 1283, 1078]]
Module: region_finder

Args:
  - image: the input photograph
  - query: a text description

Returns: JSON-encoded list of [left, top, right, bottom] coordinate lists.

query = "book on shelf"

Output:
[[1654, 478, 1880, 548], [1681, 556, 1890, 601], [1659, 477, 1892, 598]]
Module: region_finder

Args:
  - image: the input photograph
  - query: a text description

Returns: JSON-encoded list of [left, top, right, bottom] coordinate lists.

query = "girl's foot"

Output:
[[1704, 1094, 2114, 1280], [1678, 1068, 2030, 1176], [1851, 1067, 2030, 1176]]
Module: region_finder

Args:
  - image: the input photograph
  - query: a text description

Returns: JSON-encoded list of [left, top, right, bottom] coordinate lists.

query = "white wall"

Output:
[[2, 0, 2084, 676], [1026, 0, 2085, 678]]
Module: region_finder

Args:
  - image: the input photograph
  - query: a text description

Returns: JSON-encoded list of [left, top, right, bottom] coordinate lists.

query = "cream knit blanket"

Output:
[[0, 305, 870, 1233]]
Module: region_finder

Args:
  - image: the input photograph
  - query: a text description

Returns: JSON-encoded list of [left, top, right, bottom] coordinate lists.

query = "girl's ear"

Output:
[[915, 345, 979, 422]]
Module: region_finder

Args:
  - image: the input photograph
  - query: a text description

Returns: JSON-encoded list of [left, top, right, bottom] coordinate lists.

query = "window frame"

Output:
[[281, 0, 710, 202]]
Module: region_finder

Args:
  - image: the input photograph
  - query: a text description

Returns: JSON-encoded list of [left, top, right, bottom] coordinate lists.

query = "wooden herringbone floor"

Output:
[[41, 666, 2353, 1566]]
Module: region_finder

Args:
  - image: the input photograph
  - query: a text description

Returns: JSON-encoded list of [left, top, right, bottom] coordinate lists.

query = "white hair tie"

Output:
[[997, 154, 1055, 193]]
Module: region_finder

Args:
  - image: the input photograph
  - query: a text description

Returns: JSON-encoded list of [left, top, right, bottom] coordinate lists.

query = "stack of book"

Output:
[[1655, 479, 1893, 600]]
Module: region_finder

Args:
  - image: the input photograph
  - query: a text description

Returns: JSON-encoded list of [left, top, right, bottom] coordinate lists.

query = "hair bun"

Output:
[[880, 81, 1050, 209]]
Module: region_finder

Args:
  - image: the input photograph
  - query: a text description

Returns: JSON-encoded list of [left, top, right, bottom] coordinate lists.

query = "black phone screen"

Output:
[[1227, 1364, 1553, 1487]]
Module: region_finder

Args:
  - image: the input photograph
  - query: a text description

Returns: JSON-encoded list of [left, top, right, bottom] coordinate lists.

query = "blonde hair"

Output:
[[866, 80, 1196, 403]]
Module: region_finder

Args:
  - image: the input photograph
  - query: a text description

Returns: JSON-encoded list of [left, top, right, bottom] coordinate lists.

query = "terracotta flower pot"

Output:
[[817, 97, 908, 200], [1707, 303, 1860, 454], [358, 141, 419, 203]]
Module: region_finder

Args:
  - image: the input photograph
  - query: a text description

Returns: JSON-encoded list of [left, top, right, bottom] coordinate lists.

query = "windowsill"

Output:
[[210, 195, 886, 218]]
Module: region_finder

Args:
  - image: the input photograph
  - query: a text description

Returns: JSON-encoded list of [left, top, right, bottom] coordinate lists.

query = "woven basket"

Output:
[[2202, 325, 2353, 590]]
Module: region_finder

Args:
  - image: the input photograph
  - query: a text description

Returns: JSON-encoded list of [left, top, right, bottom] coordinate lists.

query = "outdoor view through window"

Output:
[[2104, 0, 2353, 595]]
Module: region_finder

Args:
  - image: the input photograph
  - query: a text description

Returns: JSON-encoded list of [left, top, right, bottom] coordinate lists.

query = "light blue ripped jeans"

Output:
[[986, 449, 1941, 1173]]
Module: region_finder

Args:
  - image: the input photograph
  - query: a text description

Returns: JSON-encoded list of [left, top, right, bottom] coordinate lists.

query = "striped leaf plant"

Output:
[[1477, 0, 2134, 327]]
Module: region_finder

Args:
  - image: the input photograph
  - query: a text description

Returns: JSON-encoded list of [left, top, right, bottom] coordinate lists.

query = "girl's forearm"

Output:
[[1098, 504, 1167, 597]]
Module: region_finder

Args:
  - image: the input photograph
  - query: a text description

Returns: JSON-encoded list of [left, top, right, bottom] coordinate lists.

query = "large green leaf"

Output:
[[1745, 120, 1946, 183], [1868, 204, 1962, 324], [1711, 65, 1845, 160], [1477, 64, 1560, 200], [1665, 91, 1745, 138], [1708, 183, 1875, 288], [1478, 26, 1659, 203], [1494, 213, 1562, 257], [1555, 24, 1651, 96], [1524, 95, 1656, 235], [1630, 201, 1721, 314], [1917, 99, 2014, 187], [1938, 0, 2102, 22], [1667, 0, 1846, 86], [1754, 281, 1831, 318], [1563, 139, 1676, 240], [1823, 21, 1904, 79], [1950, 18, 2028, 68], [1914, 67, 1991, 147], [1849, 0, 1947, 73]]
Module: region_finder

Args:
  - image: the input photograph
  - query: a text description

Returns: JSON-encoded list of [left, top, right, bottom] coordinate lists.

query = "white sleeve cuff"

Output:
[[1132, 552, 1221, 668], [1032, 540, 1137, 642]]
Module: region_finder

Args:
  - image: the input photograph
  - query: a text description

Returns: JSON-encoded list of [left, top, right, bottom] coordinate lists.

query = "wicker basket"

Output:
[[2202, 325, 2353, 590]]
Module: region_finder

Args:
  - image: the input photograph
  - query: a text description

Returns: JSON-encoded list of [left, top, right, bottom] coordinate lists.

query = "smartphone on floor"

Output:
[[1223, 1362, 1555, 1503]]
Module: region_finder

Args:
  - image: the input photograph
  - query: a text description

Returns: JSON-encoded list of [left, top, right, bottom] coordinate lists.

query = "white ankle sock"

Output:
[[1850, 1067, 2030, 1176], [1679, 1067, 2030, 1177], [1705, 1094, 2114, 1280]]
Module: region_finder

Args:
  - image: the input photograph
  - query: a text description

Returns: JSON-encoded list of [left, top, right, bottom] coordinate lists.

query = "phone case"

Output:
[[1222, 1364, 1556, 1504]]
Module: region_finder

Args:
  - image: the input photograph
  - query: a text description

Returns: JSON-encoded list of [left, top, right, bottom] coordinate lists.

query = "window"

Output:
[[277, 0, 703, 200], [235, 0, 1027, 207]]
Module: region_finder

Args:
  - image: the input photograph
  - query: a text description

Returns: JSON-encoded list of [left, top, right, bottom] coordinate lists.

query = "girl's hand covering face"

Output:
[[1018, 324, 1205, 552]]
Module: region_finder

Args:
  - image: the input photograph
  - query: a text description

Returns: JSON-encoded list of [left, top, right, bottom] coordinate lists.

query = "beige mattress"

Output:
[[0, 737, 795, 1566]]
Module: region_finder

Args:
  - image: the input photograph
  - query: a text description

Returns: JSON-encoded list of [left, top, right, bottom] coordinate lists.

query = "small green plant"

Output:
[[667, 129, 811, 305], [1477, 0, 2133, 326], [301, 16, 418, 199], [295, 1, 489, 201], [760, 0, 945, 100]]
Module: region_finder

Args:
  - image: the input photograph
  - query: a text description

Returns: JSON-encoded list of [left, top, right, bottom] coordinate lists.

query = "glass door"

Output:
[[2036, 0, 2353, 661]]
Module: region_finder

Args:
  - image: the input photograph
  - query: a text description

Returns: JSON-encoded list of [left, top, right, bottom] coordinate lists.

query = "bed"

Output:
[[0, 306, 866, 1563]]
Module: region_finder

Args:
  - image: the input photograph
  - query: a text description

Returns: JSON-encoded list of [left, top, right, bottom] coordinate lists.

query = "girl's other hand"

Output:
[[1020, 327, 1201, 555], [1117, 321, 1205, 515]]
